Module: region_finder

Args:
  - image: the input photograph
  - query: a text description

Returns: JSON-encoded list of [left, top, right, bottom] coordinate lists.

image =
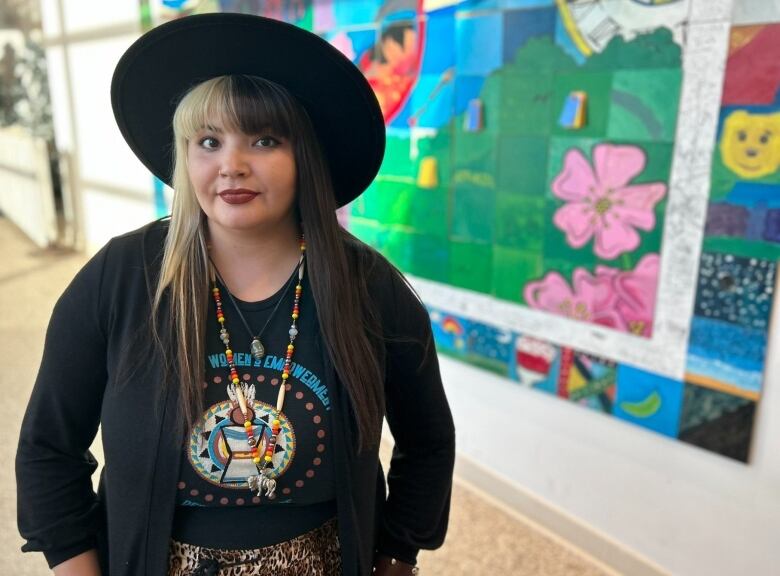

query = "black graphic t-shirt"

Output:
[[172, 270, 336, 548]]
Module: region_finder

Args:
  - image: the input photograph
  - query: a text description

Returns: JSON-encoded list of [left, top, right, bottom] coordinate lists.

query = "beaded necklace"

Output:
[[208, 237, 306, 500]]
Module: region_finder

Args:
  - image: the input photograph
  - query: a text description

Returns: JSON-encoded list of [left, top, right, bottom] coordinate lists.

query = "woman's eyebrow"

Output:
[[198, 124, 223, 133]]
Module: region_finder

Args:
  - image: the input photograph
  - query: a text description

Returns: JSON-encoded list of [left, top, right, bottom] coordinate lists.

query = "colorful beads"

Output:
[[210, 236, 306, 486]]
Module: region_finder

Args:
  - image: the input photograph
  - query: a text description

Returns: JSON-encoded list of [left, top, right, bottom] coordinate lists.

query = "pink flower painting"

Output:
[[524, 254, 660, 337], [597, 254, 660, 337], [552, 144, 667, 259]]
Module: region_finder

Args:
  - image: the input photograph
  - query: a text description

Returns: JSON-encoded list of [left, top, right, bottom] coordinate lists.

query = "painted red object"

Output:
[[722, 24, 780, 106]]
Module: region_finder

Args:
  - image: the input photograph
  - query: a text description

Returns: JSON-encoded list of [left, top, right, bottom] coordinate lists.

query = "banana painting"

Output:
[[619, 390, 662, 418]]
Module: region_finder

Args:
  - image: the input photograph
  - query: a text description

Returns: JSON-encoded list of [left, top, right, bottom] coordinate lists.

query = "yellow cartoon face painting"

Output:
[[720, 110, 780, 179]]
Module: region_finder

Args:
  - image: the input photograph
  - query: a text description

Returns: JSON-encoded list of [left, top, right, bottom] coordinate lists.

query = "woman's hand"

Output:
[[372, 554, 419, 575], [52, 549, 101, 575]]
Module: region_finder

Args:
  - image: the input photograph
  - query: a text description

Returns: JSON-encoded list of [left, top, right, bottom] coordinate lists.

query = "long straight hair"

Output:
[[151, 75, 384, 450]]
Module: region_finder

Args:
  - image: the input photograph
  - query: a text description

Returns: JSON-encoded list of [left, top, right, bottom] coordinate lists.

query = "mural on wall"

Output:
[[680, 21, 780, 461], [345, 0, 681, 340], [152, 0, 779, 463]]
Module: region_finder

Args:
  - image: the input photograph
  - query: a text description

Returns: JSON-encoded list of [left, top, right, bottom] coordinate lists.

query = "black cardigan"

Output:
[[16, 219, 455, 575]]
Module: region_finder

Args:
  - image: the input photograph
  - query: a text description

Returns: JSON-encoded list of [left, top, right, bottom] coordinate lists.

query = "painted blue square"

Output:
[[349, 29, 379, 64], [614, 365, 684, 438], [333, 0, 381, 26], [421, 6, 456, 74], [428, 308, 472, 357], [502, 0, 555, 7], [686, 316, 766, 396], [456, 13, 504, 76], [325, 28, 378, 64], [503, 7, 557, 64], [408, 74, 455, 129], [457, 0, 502, 10]]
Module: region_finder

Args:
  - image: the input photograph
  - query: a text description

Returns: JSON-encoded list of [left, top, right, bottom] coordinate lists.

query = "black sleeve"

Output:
[[16, 242, 111, 568], [377, 267, 456, 564]]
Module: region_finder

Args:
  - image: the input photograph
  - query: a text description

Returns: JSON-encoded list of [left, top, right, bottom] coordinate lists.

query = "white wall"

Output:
[[441, 313, 780, 575], [0, 128, 57, 247], [41, 0, 155, 251]]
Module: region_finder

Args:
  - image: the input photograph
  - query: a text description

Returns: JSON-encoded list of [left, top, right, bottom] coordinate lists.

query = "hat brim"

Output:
[[111, 13, 385, 208]]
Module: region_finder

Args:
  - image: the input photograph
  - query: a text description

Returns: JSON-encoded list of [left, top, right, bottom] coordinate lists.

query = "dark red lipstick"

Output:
[[218, 188, 258, 205]]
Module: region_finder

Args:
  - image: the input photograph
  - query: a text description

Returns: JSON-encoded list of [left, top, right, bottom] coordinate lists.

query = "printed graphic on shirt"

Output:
[[179, 367, 333, 506], [188, 388, 295, 488]]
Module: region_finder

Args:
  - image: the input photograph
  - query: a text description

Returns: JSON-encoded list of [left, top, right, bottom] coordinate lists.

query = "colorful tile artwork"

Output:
[[152, 1, 779, 463], [681, 22, 780, 461]]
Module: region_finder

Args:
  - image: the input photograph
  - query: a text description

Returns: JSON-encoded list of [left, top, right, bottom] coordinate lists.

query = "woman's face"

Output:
[[187, 124, 297, 234]]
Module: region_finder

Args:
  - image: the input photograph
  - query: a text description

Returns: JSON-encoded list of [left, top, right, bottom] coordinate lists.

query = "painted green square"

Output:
[[364, 180, 416, 222], [551, 72, 613, 138], [368, 180, 415, 227], [449, 240, 493, 293], [451, 129, 498, 245], [350, 186, 383, 220], [451, 185, 496, 243], [348, 217, 382, 248], [408, 234, 450, 283], [492, 246, 544, 304], [380, 135, 418, 179], [635, 141, 674, 184], [453, 129, 498, 173], [582, 28, 682, 71], [410, 187, 449, 238], [495, 194, 546, 251], [378, 227, 415, 272], [497, 135, 549, 196], [511, 37, 579, 74], [607, 69, 681, 142], [498, 72, 555, 136]]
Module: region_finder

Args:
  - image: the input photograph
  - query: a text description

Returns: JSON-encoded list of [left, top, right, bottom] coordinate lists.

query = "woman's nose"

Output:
[[218, 149, 248, 177]]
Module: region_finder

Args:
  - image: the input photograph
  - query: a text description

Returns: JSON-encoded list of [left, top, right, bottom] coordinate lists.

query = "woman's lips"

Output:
[[218, 188, 258, 205]]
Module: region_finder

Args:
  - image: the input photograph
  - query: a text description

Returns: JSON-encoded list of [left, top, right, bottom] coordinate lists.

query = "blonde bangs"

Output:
[[172, 76, 241, 141], [173, 75, 293, 144]]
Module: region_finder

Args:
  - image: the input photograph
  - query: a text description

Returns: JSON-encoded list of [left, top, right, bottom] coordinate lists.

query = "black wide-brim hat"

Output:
[[111, 12, 385, 207]]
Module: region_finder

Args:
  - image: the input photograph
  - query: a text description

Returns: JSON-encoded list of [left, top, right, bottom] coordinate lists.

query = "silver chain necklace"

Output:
[[208, 256, 302, 360]]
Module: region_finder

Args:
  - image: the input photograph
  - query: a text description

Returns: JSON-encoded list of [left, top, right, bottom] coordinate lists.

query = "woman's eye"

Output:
[[254, 136, 279, 148], [199, 137, 219, 149]]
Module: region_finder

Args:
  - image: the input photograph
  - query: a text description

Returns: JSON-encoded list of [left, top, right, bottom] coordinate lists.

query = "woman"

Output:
[[16, 13, 455, 576]]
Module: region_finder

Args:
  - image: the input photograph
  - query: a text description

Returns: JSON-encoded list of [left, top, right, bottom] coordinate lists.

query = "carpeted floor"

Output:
[[1, 217, 611, 575]]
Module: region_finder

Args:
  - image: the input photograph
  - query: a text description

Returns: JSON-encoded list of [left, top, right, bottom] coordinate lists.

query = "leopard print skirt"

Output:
[[167, 518, 341, 576]]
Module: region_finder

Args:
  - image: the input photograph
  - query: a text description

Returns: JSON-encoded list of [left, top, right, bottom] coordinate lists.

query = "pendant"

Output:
[[248, 471, 276, 500], [250, 338, 265, 360]]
